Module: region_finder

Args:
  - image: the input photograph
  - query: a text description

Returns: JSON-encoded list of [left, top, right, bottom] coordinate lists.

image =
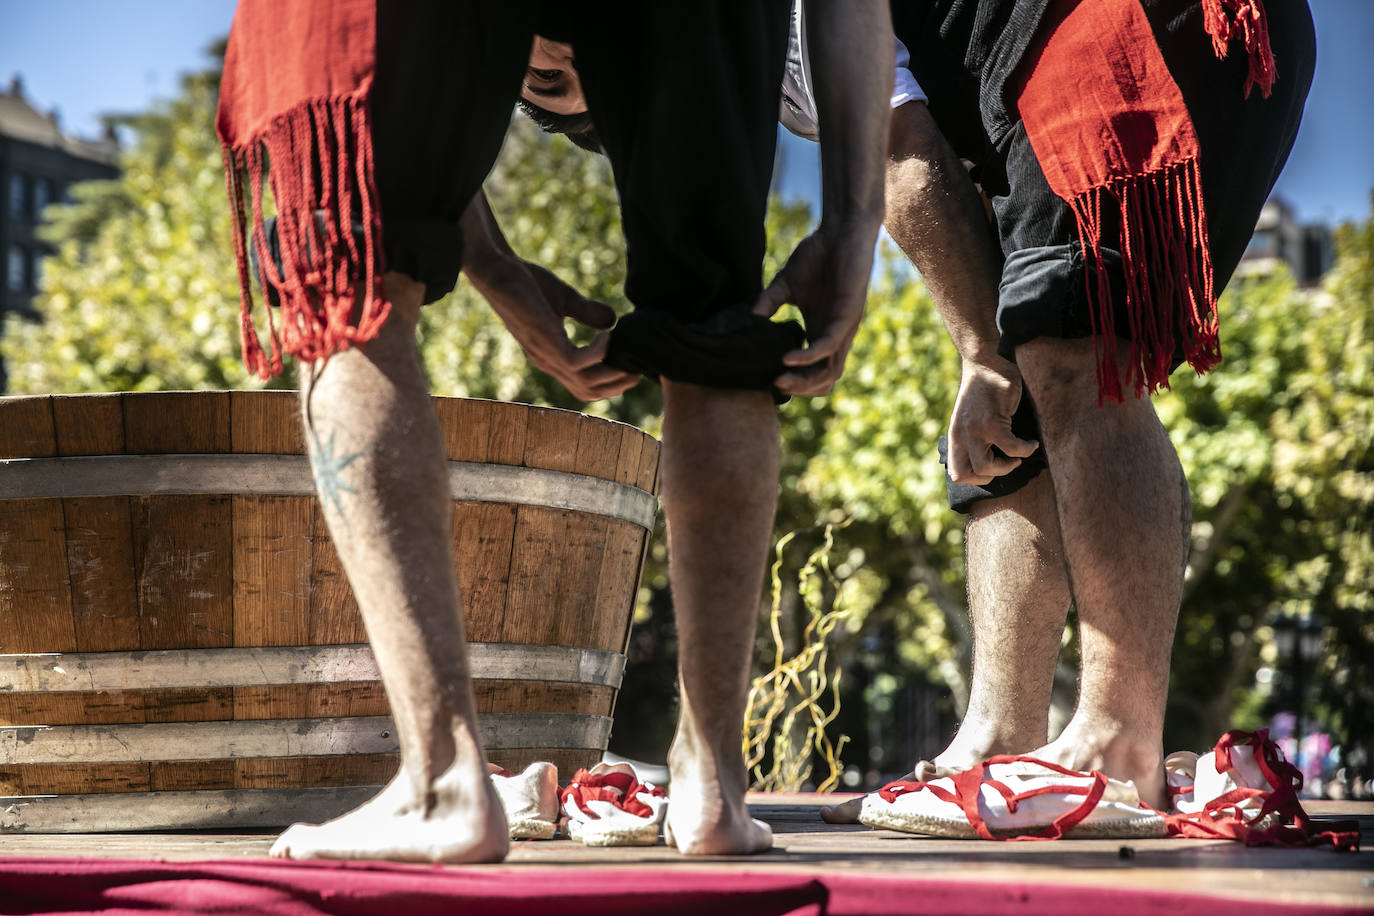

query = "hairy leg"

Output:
[[1013, 337, 1187, 811], [821, 473, 1071, 823], [271, 273, 508, 863], [660, 380, 778, 855], [935, 470, 1072, 766]]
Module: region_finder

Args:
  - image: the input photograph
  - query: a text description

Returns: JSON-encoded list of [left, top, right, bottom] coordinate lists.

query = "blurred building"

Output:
[[1238, 196, 1334, 287], [1, 75, 120, 390]]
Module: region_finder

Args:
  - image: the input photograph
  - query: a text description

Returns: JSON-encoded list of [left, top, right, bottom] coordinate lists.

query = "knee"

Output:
[[1014, 338, 1101, 435], [1015, 337, 1160, 444]]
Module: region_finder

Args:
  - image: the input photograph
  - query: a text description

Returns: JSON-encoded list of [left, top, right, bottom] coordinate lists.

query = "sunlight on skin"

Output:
[[521, 36, 588, 115]]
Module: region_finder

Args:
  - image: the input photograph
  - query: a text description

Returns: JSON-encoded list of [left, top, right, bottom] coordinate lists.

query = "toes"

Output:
[[914, 760, 944, 781], [750, 818, 774, 854], [819, 796, 864, 824], [270, 825, 304, 859]]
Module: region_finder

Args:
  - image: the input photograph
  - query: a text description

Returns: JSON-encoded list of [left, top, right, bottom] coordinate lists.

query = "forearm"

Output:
[[884, 102, 1005, 365], [804, 0, 890, 231], [459, 189, 516, 280]]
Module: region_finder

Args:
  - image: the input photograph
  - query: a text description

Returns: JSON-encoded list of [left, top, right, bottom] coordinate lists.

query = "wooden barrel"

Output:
[[0, 390, 659, 832]]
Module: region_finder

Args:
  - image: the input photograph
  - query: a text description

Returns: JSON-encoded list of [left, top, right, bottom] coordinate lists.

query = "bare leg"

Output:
[[661, 381, 777, 855], [1013, 337, 1186, 811], [271, 273, 508, 863], [931, 470, 1072, 767], [821, 472, 1071, 823]]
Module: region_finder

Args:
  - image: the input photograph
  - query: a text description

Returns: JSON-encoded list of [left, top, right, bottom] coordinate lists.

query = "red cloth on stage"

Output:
[[0, 857, 1359, 916]]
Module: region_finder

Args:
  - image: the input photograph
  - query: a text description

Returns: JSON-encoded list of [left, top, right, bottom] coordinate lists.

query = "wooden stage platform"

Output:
[[1, 796, 1369, 914]]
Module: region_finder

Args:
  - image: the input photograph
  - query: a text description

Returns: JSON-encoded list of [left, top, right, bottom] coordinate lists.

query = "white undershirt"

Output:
[[778, 1, 927, 142]]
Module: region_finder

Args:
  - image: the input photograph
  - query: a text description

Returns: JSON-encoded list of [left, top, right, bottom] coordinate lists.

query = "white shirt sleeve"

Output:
[[778, 1, 821, 141], [890, 35, 927, 109], [779, 3, 928, 141]]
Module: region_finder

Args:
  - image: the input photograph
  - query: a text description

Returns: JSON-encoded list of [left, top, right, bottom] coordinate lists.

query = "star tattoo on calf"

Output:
[[309, 429, 363, 528]]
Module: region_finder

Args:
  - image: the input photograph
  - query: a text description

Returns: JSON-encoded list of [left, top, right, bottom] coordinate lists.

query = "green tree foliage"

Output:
[[1150, 213, 1373, 765], [2, 68, 252, 393]]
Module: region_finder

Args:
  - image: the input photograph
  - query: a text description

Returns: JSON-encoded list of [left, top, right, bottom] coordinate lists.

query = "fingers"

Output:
[[948, 437, 1025, 485], [564, 331, 611, 369], [775, 316, 860, 396], [753, 273, 790, 318], [951, 424, 1040, 483], [562, 295, 617, 331], [555, 333, 640, 401], [528, 263, 617, 330], [780, 330, 843, 368], [774, 365, 840, 397], [990, 429, 1040, 460], [773, 347, 853, 397]]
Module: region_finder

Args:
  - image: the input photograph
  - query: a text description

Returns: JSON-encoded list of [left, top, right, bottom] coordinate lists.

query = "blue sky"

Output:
[[2, 0, 1370, 225]]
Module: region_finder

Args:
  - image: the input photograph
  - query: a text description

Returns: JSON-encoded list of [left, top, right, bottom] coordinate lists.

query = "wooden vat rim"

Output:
[[0, 785, 380, 833], [0, 643, 625, 693], [0, 454, 658, 529], [0, 714, 612, 765]]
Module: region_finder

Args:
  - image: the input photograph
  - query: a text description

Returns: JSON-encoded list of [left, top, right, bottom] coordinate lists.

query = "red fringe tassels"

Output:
[[1202, 0, 1276, 98], [222, 95, 390, 380], [1068, 158, 1220, 404]]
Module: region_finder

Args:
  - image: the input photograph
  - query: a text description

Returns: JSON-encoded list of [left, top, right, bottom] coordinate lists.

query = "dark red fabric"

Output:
[[1015, 0, 1218, 402], [217, 0, 389, 378], [0, 859, 1361, 916]]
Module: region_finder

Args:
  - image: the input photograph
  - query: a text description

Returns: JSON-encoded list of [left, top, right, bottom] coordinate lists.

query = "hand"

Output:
[[469, 257, 640, 402], [753, 224, 878, 397], [946, 357, 1040, 485]]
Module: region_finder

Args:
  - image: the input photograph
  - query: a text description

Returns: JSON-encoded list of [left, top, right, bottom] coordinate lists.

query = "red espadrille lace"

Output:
[[877, 755, 1140, 841], [1164, 730, 1360, 850]]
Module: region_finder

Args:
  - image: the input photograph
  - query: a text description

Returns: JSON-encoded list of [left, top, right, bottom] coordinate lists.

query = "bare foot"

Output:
[[664, 777, 773, 855], [664, 746, 772, 855], [1028, 720, 1167, 811], [270, 763, 510, 863]]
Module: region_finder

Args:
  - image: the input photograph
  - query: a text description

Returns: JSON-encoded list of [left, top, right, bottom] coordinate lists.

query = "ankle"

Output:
[[1049, 718, 1163, 774], [946, 713, 1047, 759]]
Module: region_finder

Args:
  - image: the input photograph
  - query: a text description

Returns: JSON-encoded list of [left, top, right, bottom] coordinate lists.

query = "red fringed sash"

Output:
[[216, 0, 389, 379], [1202, 0, 1276, 98], [1016, 0, 1215, 402], [1016, 0, 1275, 403]]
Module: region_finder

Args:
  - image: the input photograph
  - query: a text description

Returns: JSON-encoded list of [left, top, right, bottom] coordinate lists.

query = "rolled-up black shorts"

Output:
[[993, 0, 1316, 363], [261, 1, 790, 326], [937, 391, 1048, 514], [914, 0, 1315, 513]]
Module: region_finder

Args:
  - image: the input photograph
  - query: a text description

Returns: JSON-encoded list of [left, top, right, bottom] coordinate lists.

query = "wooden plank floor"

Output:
[[1, 797, 1370, 910]]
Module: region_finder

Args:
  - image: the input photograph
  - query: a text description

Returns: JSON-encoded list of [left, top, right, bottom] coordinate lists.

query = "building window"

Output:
[[8, 174, 28, 220], [33, 178, 51, 215], [28, 248, 43, 292], [7, 245, 26, 292]]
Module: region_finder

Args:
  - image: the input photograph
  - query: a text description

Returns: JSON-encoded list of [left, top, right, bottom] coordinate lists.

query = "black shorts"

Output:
[[365, 1, 790, 321], [938, 391, 1048, 514], [911, 0, 1315, 512], [993, 0, 1316, 360]]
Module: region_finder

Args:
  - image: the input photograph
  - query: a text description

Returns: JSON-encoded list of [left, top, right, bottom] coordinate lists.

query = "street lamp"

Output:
[[1271, 612, 1325, 788]]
